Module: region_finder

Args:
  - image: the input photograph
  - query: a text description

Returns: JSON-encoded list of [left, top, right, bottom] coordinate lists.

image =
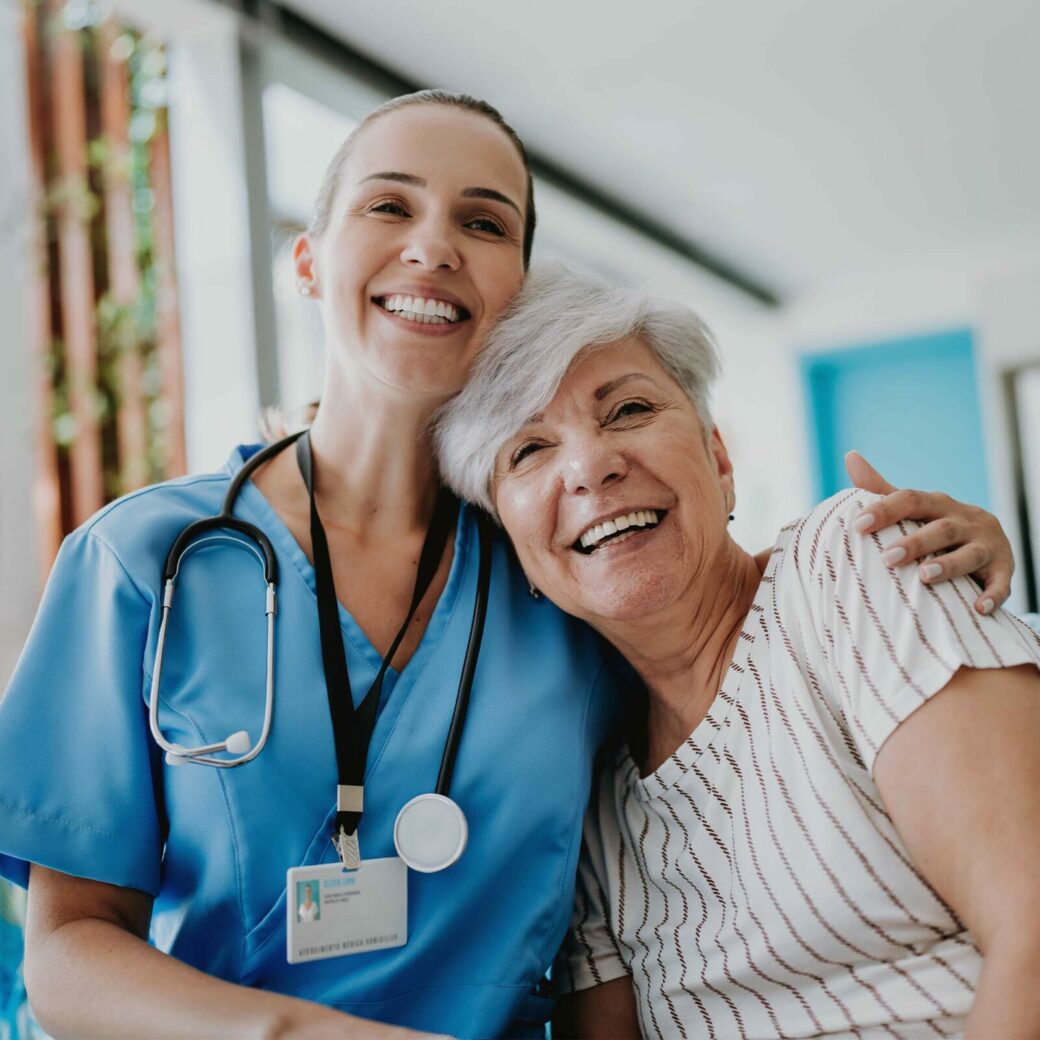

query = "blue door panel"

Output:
[[801, 328, 989, 509]]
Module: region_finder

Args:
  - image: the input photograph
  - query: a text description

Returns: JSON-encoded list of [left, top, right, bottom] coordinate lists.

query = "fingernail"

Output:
[[880, 546, 906, 565], [852, 513, 874, 534], [981, 598, 995, 615], [919, 562, 942, 580]]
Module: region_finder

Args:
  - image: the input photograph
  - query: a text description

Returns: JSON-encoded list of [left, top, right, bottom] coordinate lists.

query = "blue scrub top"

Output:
[[0, 446, 622, 1038]]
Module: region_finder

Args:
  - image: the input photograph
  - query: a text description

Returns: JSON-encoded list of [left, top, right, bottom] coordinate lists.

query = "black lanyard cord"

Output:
[[435, 510, 492, 796], [295, 431, 458, 840]]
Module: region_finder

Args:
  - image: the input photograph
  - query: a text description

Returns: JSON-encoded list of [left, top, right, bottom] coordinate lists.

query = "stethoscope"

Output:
[[148, 429, 492, 873]]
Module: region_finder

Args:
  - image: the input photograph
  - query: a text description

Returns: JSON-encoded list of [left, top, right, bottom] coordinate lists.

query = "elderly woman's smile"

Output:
[[492, 336, 736, 624]]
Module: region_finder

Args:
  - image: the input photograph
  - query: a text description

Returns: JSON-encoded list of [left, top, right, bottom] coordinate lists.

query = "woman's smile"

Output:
[[572, 508, 666, 553], [371, 285, 473, 337]]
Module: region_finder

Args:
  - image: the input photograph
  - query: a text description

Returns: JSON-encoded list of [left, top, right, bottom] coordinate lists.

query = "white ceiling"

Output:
[[282, 0, 1040, 303]]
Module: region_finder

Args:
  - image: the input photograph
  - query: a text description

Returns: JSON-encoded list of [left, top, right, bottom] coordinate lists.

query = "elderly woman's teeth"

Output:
[[381, 294, 461, 324], [579, 510, 660, 551]]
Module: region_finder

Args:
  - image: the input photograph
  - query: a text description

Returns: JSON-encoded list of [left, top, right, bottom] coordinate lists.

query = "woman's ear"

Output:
[[293, 234, 320, 298], [707, 425, 735, 513]]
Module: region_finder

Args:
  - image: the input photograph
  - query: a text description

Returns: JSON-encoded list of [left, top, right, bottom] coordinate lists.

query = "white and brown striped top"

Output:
[[558, 490, 1040, 1039]]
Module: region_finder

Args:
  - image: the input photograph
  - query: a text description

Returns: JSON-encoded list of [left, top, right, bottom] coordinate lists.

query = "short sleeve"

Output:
[[554, 774, 630, 996], [0, 527, 162, 894], [801, 491, 1040, 774]]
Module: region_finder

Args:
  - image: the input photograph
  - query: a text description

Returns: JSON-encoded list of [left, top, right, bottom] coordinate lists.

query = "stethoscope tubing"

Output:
[[149, 571, 277, 768], [149, 431, 303, 768], [435, 511, 492, 796]]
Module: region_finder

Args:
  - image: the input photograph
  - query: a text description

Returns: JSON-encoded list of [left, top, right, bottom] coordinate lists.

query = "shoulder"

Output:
[[776, 488, 883, 583], [84, 470, 230, 538], [59, 451, 246, 592], [766, 487, 921, 663]]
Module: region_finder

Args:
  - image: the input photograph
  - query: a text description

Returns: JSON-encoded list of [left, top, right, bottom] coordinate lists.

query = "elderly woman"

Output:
[[435, 261, 1040, 1039]]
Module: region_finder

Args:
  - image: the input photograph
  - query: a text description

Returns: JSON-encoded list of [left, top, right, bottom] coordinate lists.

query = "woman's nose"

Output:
[[401, 221, 461, 270], [561, 437, 628, 495]]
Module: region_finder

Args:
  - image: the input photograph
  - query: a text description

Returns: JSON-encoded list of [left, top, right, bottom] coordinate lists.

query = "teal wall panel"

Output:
[[801, 328, 989, 508]]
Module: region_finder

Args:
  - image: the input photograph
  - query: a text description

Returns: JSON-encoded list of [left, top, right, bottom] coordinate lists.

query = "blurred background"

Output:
[[0, 0, 1039, 1027]]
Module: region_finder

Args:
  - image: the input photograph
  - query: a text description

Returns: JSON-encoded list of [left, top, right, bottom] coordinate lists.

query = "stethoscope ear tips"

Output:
[[224, 730, 252, 755], [163, 731, 253, 766]]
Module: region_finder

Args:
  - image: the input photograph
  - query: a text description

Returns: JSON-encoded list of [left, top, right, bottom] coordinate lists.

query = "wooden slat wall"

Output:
[[22, 4, 189, 572], [150, 121, 188, 479], [98, 20, 149, 495], [22, 4, 63, 572], [48, 0, 104, 526]]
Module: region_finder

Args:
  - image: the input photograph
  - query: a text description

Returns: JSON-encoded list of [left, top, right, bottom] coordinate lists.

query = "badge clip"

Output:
[[332, 825, 361, 870]]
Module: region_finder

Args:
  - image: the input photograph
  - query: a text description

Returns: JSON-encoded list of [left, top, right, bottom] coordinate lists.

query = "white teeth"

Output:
[[578, 510, 660, 550], [381, 294, 460, 323]]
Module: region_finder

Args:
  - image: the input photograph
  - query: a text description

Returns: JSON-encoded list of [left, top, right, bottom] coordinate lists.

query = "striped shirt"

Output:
[[558, 490, 1040, 1039]]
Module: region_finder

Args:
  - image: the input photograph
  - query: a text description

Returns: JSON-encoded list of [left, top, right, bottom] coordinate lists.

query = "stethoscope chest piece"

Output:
[[393, 793, 468, 873]]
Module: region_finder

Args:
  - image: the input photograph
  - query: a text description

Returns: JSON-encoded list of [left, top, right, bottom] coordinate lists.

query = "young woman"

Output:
[[0, 92, 1016, 1039]]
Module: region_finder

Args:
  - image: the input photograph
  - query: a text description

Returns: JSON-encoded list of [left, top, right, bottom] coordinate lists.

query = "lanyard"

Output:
[[295, 431, 459, 867]]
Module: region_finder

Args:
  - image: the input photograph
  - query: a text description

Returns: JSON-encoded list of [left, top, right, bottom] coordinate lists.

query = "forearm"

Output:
[[966, 937, 1040, 1039], [553, 977, 641, 1039], [25, 916, 413, 1039]]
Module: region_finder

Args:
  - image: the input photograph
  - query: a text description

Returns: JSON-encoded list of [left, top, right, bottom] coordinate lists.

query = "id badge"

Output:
[[286, 858, 408, 964]]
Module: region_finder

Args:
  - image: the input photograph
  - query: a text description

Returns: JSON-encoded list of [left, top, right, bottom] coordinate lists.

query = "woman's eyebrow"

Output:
[[360, 171, 424, 186], [460, 186, 522, 218], [517, 374, 660, 429], [594, 373, 662, 400], [358, 173, 521, 218]]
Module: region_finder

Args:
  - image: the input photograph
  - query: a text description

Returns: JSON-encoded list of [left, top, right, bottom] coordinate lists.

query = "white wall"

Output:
[[0, 1, 40, 689], [711, 312, 813, 554], [116, 0, 264, 474]]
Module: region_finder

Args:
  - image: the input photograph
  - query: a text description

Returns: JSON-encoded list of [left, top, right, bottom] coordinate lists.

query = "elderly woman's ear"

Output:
[[707, 426, 735, 515]]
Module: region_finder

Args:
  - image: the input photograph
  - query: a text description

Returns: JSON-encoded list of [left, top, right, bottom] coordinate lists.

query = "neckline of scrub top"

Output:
[[227, 444, 472, 703]]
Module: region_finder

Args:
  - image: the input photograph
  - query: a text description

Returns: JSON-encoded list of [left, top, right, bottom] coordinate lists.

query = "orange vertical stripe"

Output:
[[49, 0, 104, 523], [23, 3, 63, 574], [97, 19, 148, 494], [150, 118, 187, 478]]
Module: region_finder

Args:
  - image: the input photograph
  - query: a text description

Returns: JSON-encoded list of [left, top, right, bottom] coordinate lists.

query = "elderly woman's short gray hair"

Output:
[[434, 258, 721, 518]]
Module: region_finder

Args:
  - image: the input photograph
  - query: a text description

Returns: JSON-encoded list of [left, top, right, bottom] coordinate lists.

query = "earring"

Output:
[[527, 579, 541, 600], [728, 513, 735, 523]]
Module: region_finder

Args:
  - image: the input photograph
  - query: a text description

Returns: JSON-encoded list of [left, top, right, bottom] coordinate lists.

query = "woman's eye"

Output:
[[510, 442, 543, 467], [465, 216, 505, 236], [370, 200, 409, 217], [609, 400, 653, 422]]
